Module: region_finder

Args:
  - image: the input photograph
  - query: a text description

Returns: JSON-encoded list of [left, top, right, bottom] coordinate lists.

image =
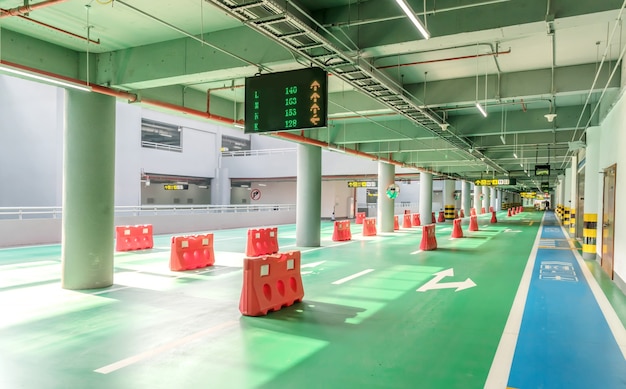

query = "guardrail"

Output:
[[141, 141, 183, 152], [0, 204, 296, 220], [221, 148, 296, 157]]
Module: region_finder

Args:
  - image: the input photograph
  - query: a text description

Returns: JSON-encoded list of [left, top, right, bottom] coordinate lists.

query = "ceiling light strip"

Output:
[[395, 0, 430, 39]]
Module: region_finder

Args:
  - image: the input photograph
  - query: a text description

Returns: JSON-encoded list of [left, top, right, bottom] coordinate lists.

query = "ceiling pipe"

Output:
[[273, 132, 448, 176], [0, 0, 69, 18], [376, 49, 511, 70], [0, 59, 445, 175], [324, 0, 512, 28], [1, 12, 100, 44]]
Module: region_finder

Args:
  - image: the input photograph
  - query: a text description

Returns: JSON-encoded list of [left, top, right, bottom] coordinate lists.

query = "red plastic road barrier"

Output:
[[363, 217, 377, 236], [518, 206, 523, 213], [394, 215, 400, 230], [412, 213, 421, 227], [239, 251, 304, 316], [246, 227, 279, 257], [489, 206, 494, 213], [469, 215, 479, 231], [511, 208, 517, 216], [437, 211, 445, 223], [404, 209, 411, 214], [470, 208, 477, 217], [115, 224, 153, 252], [170, 233, 215, 271], [451, 218, 464, 238], [507, 208, 512, 217], [332, 220, 352, 241], [481, 207, 486, 214], [402, 214, 412, 228], [490, 211, 497, 223], [459, 209, 465, 218], [355, 212, 366, 224], [431, 212, 436, 223], [419, 224, 437, 251]]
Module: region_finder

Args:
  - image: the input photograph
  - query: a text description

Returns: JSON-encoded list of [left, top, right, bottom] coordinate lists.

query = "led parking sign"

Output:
[[244, 67, 328, 134]]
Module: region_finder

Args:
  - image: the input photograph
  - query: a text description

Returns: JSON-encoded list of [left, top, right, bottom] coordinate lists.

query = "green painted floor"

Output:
[[0, 210, 621, 388]]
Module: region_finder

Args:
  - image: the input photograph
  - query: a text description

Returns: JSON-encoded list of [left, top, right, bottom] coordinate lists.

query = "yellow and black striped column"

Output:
[[582, 213, 597, 260], [444, 204, 455, 221], [563, 207, 570, 228], [569, 208, 576, 235]]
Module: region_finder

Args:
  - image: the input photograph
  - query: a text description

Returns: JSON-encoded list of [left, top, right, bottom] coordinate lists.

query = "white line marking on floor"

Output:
[[94, 320, 238, 374], [301, 241, 353, 253], [484, 213, 544, 389], [91, 286, 130, 295], [564, 226, 626, 359], [331, 269, 374, 285]]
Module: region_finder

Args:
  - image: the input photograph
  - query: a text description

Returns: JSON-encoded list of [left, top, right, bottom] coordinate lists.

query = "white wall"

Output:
[[115, 103, 142, 205], [0, 74, 228, 208], [141, 109, 219, 178], [597, 89, 626, 283], [0, 76, 63, 206]]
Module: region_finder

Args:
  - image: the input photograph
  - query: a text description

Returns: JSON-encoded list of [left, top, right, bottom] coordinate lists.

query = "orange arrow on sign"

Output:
[[310, 103, 320, 113], [310, 92, 320, 101], [310, 117, 320, 125], [310, 80, 320, 91]]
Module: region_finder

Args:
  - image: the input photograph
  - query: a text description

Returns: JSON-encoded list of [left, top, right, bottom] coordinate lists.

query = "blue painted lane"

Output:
[[508, 218, 626, 388]]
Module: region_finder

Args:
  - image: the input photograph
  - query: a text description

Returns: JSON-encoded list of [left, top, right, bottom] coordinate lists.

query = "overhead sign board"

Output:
[[348, 181, 377, 188], [164, 184, 188, 190], [474, 178, 517, 186], [520, 192, 537, 199], [244, 67, 328, 134]]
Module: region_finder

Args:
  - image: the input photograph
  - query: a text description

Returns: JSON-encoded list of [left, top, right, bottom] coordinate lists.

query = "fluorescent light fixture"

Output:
[[513, 152, 518, 159], [520, 163, 523, 167], [0, 64, 92, 92], [475, 102, 487, 117], [395, 0, 430, 39], [258, 183, 267, 187], [500, 135, 506, 144], [233, 123, 245, 129]]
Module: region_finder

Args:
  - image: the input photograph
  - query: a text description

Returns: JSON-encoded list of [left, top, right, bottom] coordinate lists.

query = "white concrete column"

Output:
[[473, 185, 481, 214], [482, 186, 490, 213], [583, 127, 601, 259], [296, 144, 321, 247], [462, 180, 471, 216], [211, 167, 231, 205], [377, 162, 395, 232], [443, 179, 455, 220], [419, 172, 433, 224]]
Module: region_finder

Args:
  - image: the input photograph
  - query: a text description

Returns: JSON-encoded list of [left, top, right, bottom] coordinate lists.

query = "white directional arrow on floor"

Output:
[[416, 268, 476, 292]]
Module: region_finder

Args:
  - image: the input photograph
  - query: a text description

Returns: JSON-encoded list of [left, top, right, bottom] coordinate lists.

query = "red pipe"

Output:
[[0, 59, 424, 173], [0, 0, 69, 18], [376, 49, 511, 70], [274, 132, 429, 172], [10, 13, 100, 44]]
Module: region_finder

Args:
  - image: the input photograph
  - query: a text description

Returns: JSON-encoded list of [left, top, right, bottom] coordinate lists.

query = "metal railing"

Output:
[[0, 204, 296, 220], [221, 148, 296, 157], [141, 141, 183, 152]]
